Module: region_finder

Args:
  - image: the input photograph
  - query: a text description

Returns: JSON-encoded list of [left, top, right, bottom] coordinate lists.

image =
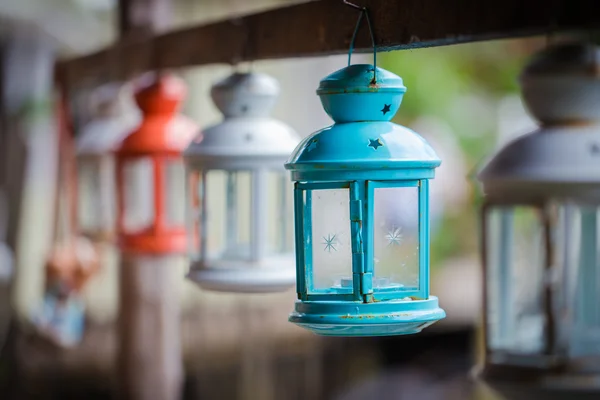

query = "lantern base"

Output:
[[187, 264, 296, 293], [289, 296, 445, 337]]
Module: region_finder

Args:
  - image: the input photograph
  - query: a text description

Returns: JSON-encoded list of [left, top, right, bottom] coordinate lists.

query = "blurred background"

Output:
[[0, 0, 559, 399]]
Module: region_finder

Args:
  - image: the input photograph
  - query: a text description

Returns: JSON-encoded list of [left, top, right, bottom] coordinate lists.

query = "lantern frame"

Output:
[[293, 179, 430, 302], [184, 72, 299, 293], [115, 75, 196, 255], [476, 42, 600, 398], [480, 200, 558, 369], [76, 84, 139, 242], [286, 64, 445, 337]]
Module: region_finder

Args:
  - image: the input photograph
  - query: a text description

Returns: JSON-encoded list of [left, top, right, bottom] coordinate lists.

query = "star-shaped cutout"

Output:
[[306, 139, 318, 152], [368, 138, 383, 150], [322, 234, 338, 253], [381, 104, 391, 115], [385, 227, 403, 246]]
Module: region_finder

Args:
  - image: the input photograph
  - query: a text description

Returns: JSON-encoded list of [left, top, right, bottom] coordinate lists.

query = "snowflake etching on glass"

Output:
[[322, 233, 338, 253], [385, 226, 403, 246]]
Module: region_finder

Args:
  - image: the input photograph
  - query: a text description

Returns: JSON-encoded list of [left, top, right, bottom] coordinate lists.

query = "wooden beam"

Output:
[[59, 0, 600, 87]]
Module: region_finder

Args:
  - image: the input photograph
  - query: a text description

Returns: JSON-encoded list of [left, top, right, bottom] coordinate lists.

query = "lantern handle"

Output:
[[344, 1, 377, 83]]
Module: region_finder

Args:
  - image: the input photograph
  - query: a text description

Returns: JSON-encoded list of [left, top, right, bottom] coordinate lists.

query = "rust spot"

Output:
[[409, 296, 423, 301]]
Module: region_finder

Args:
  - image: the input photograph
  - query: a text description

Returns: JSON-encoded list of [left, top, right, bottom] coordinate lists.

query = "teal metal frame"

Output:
[[293, 179, 430, 303]]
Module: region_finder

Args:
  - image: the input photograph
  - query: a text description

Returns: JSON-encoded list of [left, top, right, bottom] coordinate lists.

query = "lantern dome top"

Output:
[[479, 43, 600, 201], [77, 84, 140, 155], [134, 74, 187, 116], [316, 64, 406, 123], [286, 123, 440, 176], [519, 42, 600, 125], [317, 64, 405, 94], [117, 75, 197, 156], [185, 72, 298, 169], [286, 64, 439, 180], [211, 72, 280, 118], [477, 125, 600, 200], [521, 42, 600, 78]]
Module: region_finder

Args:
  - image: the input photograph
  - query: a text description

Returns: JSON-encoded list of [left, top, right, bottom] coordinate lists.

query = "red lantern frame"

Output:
[[115, 75, 197, 254]]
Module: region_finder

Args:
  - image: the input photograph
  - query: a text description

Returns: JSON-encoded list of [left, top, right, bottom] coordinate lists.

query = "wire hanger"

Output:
[[344, 0, 377, 83]]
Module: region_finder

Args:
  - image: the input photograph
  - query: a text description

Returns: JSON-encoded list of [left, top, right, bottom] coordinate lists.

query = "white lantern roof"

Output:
[[478, 43, 600, 202], [184, 72, 298, 170], [76, 83, 140, 156]]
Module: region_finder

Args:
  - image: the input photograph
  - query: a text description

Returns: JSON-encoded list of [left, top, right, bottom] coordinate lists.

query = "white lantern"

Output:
[[76, 83, 139, 242], [185, 72, 299, 293], [477, 43, 600, 399]]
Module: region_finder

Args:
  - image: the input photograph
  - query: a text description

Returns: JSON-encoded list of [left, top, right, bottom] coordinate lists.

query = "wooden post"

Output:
[[116, 1, 183, 399], [119, 255, 183, 400]]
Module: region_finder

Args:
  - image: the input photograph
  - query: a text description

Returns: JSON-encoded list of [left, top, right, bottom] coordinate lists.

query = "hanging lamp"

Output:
[[76, 83, 139, 243], [477, 42, 600, 400], [185, 72, 299, 293], [286, 6, 445, 336], [115, 74, 197, 255]]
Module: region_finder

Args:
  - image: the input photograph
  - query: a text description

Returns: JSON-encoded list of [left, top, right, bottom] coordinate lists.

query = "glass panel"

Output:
[[187, 171, 201, 261], [485, 206, 546, 355], [204, 170, 252, 262], [78, 158, 102, 232], [79, 157, 117, 235], [373, 186, 419, 291], [122, 158, 154, 232], [266, 171, 294, 255], [554, 203, 600, 358], [310, 188, 352, 291], [164, 159, 186, 227]]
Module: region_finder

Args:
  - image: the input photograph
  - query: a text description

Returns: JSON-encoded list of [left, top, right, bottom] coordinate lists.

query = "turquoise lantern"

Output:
[[285, 63, 446, 337]]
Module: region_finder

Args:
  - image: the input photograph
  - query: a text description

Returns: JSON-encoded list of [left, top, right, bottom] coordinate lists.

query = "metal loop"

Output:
[[344, 1, 377, 83]]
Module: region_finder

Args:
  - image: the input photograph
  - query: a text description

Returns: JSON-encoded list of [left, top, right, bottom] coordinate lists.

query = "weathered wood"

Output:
[[59, 0, 600, 87], [118, 255, 184, 400]]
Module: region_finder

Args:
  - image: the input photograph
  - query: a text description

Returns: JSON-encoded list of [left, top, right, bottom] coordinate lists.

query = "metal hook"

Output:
[[344, 1, 377, 83]]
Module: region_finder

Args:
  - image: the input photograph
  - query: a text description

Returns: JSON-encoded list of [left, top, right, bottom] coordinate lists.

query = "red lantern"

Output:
[[115, 74, 198, 254]]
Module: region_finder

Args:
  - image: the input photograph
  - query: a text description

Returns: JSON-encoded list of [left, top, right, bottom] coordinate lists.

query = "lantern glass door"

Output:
[[78, 156, 117, 235], [164, 159, 186, 227], [122, 157, 155, 232], [553, 202, 600, 359], [372, 185, 420, 293], [203, 169, 252, 262], [78, 157, 103, 232], [484, 205, 547, 356], [309, 187, 352, 292], [187, 171, 201, 261]]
